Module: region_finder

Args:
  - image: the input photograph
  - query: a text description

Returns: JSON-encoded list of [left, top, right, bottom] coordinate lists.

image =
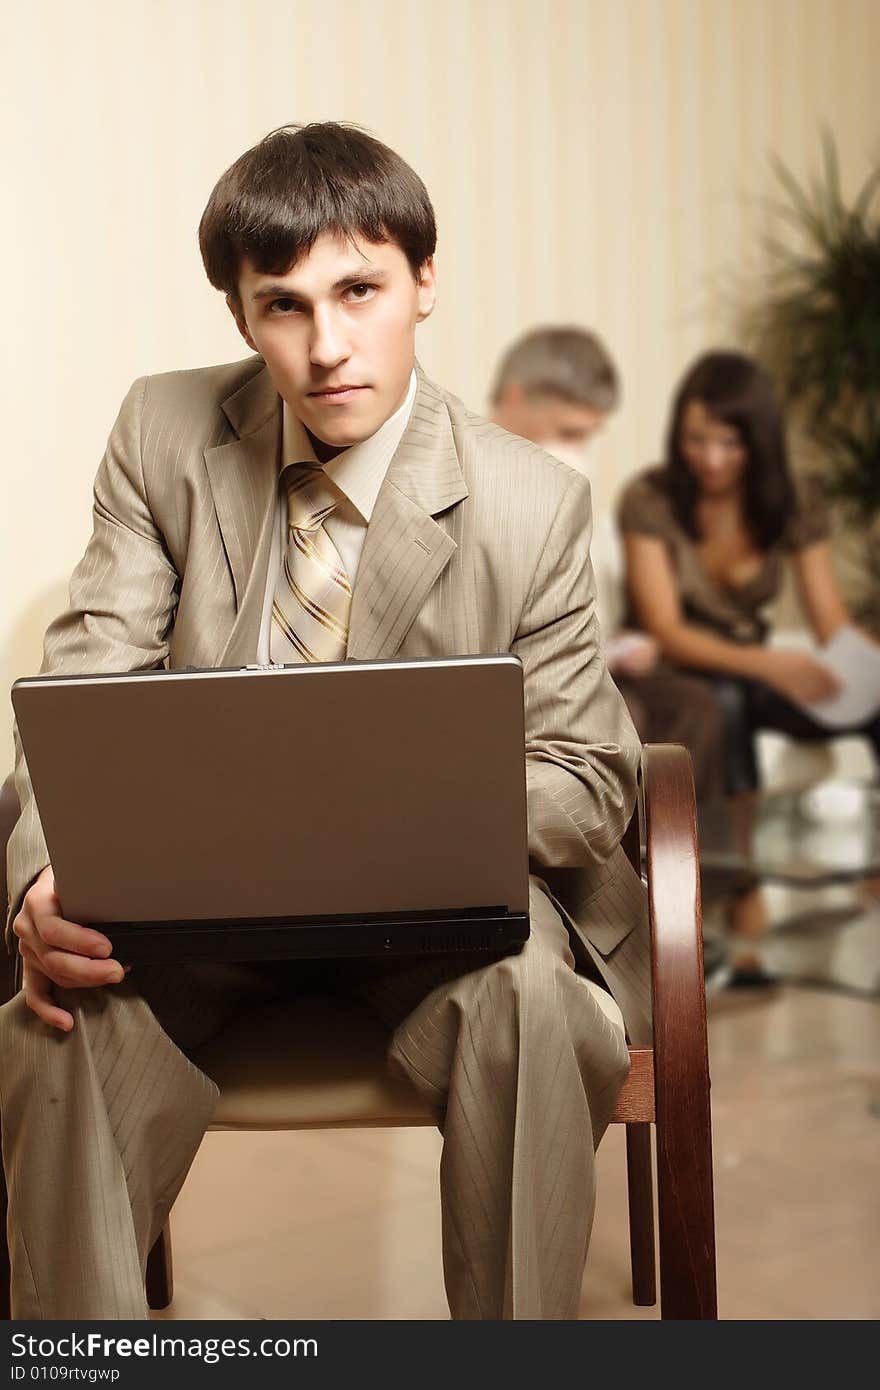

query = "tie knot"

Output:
[[284, 463, 340, 533]]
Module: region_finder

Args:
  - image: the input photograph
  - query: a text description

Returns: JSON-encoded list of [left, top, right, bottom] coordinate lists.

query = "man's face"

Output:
[[493, 385, 607, 451], [232, 232, 436, 457]]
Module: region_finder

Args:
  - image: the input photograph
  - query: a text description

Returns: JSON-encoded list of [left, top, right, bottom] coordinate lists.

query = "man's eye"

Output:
[[268, 298, 298, 314], [347, 283, 375, 301]]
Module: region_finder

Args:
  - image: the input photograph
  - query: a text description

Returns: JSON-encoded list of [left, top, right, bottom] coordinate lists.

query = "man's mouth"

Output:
[[307, 385, 368, 403]]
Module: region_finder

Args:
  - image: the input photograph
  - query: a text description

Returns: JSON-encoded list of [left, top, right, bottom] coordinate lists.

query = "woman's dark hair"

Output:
[[664, 351, 796, 549], [199, 121, 437, 307]]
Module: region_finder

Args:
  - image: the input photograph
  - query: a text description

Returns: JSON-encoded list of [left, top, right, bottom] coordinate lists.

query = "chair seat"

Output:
[[195, 980, 627, 1131], [195, 994, 437, 1130]]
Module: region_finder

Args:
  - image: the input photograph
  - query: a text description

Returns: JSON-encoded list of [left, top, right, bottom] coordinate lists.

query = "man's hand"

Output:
[[763, 649, 842, 706], [12, 866, 126, 1031], [606, 630, 659, 678]]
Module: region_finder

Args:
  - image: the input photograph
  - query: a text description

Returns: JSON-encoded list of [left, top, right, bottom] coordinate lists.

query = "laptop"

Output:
[[11, 655, 530, 964]]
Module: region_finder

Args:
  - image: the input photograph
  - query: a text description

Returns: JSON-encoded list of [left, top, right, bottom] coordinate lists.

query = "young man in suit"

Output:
[[2, 122, 650, 1320]]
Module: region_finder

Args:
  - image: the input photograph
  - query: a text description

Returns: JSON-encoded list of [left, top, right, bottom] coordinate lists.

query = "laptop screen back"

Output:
[[12, 656, 529, 929]]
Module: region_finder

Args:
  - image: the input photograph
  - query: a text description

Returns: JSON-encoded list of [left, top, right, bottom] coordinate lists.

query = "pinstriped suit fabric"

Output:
[[2, 360, 650, 1319], [366, 880, 630, 1319], [0, 980, 218, 1318]]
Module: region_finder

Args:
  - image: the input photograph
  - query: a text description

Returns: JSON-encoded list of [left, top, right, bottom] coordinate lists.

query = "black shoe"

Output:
[[726, 964, 781, 989], [702, 937, 733, 996]]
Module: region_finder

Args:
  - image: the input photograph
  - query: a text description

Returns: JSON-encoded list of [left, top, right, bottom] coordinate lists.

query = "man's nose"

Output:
[[309, 309, 349, 370]]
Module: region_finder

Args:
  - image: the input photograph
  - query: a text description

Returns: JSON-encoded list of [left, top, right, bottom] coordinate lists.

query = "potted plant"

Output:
[[752, 131, 880, 632]]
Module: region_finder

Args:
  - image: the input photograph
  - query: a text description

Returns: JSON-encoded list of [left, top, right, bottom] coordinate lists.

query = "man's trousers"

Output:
[[0, 877, 629, 1320]]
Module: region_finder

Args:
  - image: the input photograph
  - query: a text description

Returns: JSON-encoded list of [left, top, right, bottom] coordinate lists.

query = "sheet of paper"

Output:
[[801, 624, 880, 729]]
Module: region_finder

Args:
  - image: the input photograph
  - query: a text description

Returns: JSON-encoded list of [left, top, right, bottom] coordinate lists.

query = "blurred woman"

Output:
[[617, 350, 880, 958]]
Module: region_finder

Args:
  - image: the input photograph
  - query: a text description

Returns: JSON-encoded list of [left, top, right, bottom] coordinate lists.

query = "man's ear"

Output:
[[226, 294, 258, 353], [415, 257, 437, 323]]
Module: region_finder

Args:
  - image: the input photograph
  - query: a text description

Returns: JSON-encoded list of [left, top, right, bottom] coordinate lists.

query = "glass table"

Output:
[[696, 782, 879, 995], [699, 783, 880, 887]]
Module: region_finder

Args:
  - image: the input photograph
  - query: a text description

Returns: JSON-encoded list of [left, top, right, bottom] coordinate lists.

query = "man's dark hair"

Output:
[[664, 350, 796, 549], [199, 121, 437, 306]]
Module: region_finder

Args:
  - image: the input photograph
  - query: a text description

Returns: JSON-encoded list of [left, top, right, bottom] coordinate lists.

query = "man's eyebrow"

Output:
[[251, 269, 388, 302], [252, 284, 299, 301], [333, 269, 387, 290]]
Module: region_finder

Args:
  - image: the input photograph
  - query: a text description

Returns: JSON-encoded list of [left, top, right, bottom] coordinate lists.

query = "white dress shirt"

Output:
[[257, 370, 417, 662]]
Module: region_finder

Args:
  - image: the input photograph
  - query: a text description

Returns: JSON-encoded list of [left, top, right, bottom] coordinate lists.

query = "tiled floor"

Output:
[[154, 891, 880, 1322]]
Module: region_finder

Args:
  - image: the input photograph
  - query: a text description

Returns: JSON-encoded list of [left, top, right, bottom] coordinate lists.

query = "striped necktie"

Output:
[[270, 462, 352, 664]]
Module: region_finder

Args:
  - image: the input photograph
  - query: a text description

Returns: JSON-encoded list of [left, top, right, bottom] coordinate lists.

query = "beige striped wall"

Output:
[[2, 0, 876, 770]]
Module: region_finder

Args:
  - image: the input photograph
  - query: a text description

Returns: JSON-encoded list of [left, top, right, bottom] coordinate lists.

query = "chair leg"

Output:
[[145, 1223, 173, 1311], [625, 1123, 656, 1306]]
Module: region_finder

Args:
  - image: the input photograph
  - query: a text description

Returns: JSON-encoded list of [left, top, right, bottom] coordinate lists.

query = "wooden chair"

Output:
[[0, 743, 717, 1319]]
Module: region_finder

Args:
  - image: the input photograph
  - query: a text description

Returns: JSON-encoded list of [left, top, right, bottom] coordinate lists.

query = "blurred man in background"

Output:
[[491, 324, 619, 454], [490, 324, 730, 991], [489, 324, 725, 801]]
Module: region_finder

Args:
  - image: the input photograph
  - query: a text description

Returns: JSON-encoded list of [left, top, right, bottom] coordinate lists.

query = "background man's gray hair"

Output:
[[490, 325, 621, 412]]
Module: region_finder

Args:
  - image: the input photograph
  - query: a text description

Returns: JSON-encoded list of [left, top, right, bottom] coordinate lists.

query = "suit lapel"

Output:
[[348, 370, 468, 661], [205, 365, 281, 611], [202, 364, 281, 664]]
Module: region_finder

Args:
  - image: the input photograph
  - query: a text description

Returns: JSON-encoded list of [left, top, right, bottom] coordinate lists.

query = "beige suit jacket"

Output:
[[7, 359, 651, 1039]]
